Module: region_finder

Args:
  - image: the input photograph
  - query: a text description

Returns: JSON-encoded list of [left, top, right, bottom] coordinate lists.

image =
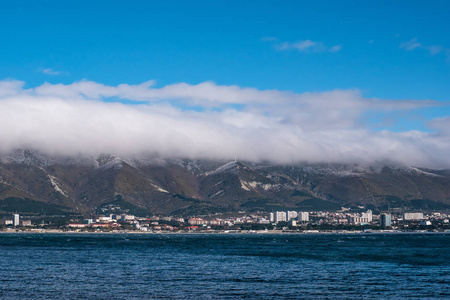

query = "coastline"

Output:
[[1, 229, 449, 235]]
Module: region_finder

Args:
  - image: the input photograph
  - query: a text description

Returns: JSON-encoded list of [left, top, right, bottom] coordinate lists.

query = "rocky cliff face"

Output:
[[1, 150, 449, 216]]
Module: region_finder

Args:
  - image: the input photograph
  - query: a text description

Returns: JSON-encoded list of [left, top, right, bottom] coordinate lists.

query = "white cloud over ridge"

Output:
[[0, 79, 449, 168]]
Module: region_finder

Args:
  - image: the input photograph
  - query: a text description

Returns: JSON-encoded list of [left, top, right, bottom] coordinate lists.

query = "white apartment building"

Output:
[[361, 210, 373, 222], [403, 213, 424, 220], [121, 215, 136, 221], [287, 211, 298, 221], [297, 212, 309, 222], [275, 211, 287, 222], [268, 212, 275, 222], [13, 214, 20, 227], [188, 218, 207, 225], [97, 216, 113, 223]]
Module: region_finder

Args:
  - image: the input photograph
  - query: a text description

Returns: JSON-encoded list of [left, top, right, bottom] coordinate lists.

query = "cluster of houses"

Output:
[[2, 210, 449, 231]]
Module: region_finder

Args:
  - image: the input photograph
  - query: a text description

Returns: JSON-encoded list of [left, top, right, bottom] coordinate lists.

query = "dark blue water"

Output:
[[0, 233, 449, 299]]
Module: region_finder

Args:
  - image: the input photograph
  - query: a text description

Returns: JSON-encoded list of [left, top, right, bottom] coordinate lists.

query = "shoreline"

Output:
[[1, 229, 449, 235]]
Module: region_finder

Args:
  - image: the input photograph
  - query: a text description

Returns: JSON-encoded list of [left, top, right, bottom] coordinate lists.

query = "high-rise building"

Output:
[[348, 215, 361, 225], [380, 214, 392, 227], [268, 212, 274, 222], [13, 214, 20, 227], [275, 211, 287, 222], [297, 212, 309, 222], [361, 210, 373, 222], [287, 211, 298, 221]]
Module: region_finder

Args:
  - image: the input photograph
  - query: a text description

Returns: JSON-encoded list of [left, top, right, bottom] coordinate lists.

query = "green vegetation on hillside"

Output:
[[0, 197, 72, 215], [94, 195, 151, 216], [296, 198, 342, 211], [409, 199, 450, 210], [240, 198, 293, 212]]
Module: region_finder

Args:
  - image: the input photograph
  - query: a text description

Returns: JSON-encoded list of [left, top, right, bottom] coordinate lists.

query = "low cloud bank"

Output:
[[0, 79, 448, 168]]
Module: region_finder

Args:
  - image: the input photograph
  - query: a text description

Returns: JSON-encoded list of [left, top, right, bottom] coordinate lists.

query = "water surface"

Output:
[[0, 233, 449, 299]]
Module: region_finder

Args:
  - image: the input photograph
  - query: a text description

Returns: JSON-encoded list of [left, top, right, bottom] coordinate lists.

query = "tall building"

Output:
[[361, 210, 373, 222], [380, 214, 392, 227], [268, 212, 274, 222], [297, 212, 309, 222], [275, 211, 287, 222], [287, 211, 298, 221], [13, 214, 20, 227], [348, 215, 361, 225]]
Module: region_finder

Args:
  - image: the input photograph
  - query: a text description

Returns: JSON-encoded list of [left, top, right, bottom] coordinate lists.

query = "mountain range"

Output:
[[1, 149, 450, 217]]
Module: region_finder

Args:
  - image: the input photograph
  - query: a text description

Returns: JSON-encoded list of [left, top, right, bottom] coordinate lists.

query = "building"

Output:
[[188, 218, 207, 225], [133, 221, 140, 229], [380, 214, 392, 227], [91, 223, 110, 228], [209, 220, 223, 226], [275, 211, 287, 222], [403, 213, 424, 220], [21, 220, 32, 226], [359, 216, 369, 225], [347, 211, 372, 225], [121, 215, 136, 221], [268, 212, 274, 222], [348, 215, 361, 225], [67, 223, 87, 228], [287, 211, 298, 221], [97, 216, 112, 223], [13, 214, 20, 227], [297, 212, 309, 222], [258, 219, 270, 224], [361, 210, 373, 222]]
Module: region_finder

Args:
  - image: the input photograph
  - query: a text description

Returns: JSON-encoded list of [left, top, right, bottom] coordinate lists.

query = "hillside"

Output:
[[1, 150, 449, 216]]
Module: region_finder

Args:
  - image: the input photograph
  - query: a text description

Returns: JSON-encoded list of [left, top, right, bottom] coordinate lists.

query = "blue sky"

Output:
[[1, 1, 449, 97], [0, 1, 449, 166]]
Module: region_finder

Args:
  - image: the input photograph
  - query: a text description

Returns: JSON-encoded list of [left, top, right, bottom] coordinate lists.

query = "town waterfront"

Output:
[[1, 233, 449, 299]]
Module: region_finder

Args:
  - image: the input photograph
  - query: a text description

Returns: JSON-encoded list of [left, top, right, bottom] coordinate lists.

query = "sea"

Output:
[[0, 233, 449, 299]]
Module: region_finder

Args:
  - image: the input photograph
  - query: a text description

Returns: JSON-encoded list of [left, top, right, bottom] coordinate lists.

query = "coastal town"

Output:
[[2, 208, 450, 233]]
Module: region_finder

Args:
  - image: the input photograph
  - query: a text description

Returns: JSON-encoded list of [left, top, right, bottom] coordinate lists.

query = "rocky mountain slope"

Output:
[[1, 150, 449, 216]]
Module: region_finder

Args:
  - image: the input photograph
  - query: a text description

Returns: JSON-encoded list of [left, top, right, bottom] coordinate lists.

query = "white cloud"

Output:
[[292, 40, 317, 51], [274, 40, 342, 53], [33, 80, 289, 106], [42, 68, 62, 75], [0, 80, 26, 97], [0, 79, 448, 168], [329, 45, 342, 53], [400, 38, 422, 51], [400, 38, 445, 56]]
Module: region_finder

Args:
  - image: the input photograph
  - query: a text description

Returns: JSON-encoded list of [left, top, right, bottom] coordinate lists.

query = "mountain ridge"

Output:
[[1, 149, 449, 216]]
